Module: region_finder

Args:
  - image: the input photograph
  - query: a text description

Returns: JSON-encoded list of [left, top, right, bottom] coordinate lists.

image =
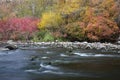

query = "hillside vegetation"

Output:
[[0, 0, 120, 42]]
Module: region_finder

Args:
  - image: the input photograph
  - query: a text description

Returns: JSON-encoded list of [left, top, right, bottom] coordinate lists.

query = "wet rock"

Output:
[[5, 44, 18, 50], [48, 62, 52, 65], [4, 40, 18, 50], [97, 44, 106, 50], [30, 56, 38, 61], [85, 44, 93, 49]]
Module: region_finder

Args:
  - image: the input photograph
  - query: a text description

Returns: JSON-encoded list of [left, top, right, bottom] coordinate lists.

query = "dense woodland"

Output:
[[0, 0, 120, 42]]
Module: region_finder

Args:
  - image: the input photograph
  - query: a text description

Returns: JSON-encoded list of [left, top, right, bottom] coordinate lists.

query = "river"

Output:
[[0, 46, 120, 80]]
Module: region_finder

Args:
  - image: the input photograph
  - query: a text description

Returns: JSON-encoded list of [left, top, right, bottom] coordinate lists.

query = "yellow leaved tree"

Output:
[[57, 0, 81, 14], [38, 11, 63, 30]]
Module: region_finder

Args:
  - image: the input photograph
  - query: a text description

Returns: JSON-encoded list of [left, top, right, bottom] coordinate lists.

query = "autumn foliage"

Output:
[[85, 16, 119, 42], [0, 17, 39, 40], [0, 0, 120, 42], [62, 0, 120, 42], [38, 12, 62, 29], [64, 22, 86, 41]]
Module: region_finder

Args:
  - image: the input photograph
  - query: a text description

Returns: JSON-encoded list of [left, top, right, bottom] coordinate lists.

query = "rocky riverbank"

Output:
[[12, 41, 120, 51], [0, 40, 120, 51]]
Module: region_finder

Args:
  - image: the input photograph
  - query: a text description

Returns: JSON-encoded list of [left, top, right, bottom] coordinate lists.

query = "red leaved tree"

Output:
[[7, 17, 39, 41], [0, 17, 39, 41], [0, 19, 11, 40], [85, 16, 119, 42]]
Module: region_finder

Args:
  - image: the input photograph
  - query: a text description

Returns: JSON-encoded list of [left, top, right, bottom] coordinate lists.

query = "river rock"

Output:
[[5, 44, 18, 50], [7, 40, 16, 44], [85, 44, 93, 49], [13, 41, 120, 51], [30, 56, 39, 61]]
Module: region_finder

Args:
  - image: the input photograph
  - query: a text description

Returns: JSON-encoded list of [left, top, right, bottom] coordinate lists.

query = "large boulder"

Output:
[[5, 44, 18, 50], [5, 40, 18, 50]]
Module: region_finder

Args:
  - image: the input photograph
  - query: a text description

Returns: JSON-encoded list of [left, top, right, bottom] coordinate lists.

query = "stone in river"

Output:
[[5, 44, 18, 50]]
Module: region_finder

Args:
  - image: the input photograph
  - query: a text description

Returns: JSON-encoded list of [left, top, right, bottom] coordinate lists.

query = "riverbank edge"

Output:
[[9, 41, 120, 51]]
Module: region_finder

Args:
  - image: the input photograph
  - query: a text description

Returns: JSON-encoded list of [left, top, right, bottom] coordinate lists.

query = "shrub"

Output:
[[33, 30, 55, 42], [8, 17, 39, 40], [0, 19, 10, 40], [0, 17, 39, 40], [64, 22, 86, 41], [85, 16, 119, 42], [33, 30, 47, 41], [51, 31, 67, 41], [43, 32, 55, 42]]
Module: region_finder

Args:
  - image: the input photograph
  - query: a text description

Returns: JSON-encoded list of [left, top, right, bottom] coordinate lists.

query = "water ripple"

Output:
[[73, 52, 119, 57]]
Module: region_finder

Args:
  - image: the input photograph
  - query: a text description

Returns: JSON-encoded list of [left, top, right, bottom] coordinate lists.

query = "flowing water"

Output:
[[0, 46, 120, 80]]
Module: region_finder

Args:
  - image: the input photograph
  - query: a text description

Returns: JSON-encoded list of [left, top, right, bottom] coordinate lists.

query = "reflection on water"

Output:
[[0, 46, 120, 80]]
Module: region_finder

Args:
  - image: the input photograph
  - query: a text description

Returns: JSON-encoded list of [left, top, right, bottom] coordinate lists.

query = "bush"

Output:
[[0, 19, 9, 40], [0, 17, 39, 40], [33, 30, 55, 42], [64, 22, 86, 41], [51, 31, 67, 41], [85, 16, 119, 42], [43, 32, 54, 42]]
